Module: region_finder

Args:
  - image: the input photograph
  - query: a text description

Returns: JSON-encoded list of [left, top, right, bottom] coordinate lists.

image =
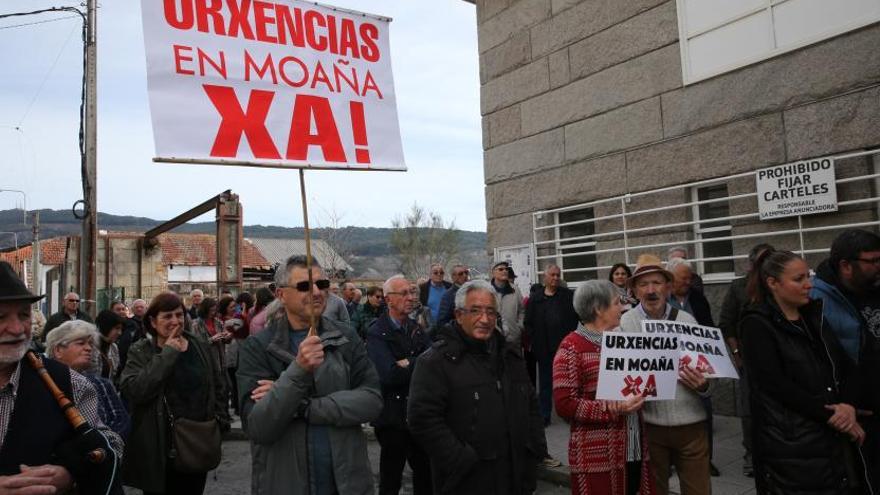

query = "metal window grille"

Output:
[[532, 148, 880, 285]]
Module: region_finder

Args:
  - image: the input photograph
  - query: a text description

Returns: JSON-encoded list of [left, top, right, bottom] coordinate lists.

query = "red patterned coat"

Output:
[[553, 331, 656, 495]]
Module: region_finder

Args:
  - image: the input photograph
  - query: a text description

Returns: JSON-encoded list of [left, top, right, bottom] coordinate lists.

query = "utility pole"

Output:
[[31, 211, 40, 298], [81, 0, 98, 316]]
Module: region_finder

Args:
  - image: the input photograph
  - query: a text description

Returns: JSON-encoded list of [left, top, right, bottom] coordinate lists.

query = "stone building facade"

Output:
[[472, 0, 880, 290], [471, 1, 880, 413]]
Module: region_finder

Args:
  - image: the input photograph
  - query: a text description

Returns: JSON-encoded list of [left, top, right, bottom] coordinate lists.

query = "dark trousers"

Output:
[[143, 466, 207, 495], [701, 396, 714, 461], [524, 348, 537, 387], [738, 366, 753, 455], [537, 357, 553, 423], [375, 427, 432, 495], [227, 367, 239, 415]]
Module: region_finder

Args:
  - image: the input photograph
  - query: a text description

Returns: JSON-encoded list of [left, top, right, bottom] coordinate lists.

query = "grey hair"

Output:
[[573, 280, 619, 324], [190, 289, 204, 297], [667, 246, 688, 259], [264, 298, 286, 324], [454, 280, 497, 310], [274, 255, 323, 286], [383, 275, 408, 294], [666, 257, 692, 273], [45, 320, 99, 356]]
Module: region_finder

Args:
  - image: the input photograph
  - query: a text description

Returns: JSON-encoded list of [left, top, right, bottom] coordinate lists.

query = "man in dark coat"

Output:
[[43, 292, 93, 335], [408, 280, 546, 495], [418, 263, 452, 324], [366, 275, 433, 494], [523, 264, 578, 426], [717, 242, 773, 477], [0, 262, 122, 493], [436, 265, 469, 329]]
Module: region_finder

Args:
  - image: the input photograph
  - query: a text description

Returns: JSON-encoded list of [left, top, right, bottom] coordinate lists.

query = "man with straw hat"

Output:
[[0, 261, 122, 492], [619, 254, 714, 495]]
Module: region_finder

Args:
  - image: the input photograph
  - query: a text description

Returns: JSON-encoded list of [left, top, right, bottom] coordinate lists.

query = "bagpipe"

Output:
[[26, 351, 123, 495]]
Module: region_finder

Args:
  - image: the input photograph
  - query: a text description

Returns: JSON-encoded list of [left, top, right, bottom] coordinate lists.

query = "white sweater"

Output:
[[619, 305, 711, 427]]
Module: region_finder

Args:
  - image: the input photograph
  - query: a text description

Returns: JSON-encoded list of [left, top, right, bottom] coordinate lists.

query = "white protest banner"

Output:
[[642, 320, 739, 379], [596, 333, 680, 401], [756, 157, 837, 220], [140, 0, 406, 170]]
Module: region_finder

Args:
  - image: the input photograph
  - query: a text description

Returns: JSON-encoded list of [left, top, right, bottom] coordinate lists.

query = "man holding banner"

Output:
[[619, 255, 713, 495]]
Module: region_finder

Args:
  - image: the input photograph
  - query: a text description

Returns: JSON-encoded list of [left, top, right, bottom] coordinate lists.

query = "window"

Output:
[[677, 0, 880, 84], [556, 208, 597, 283], [693, 184, 734, 276]]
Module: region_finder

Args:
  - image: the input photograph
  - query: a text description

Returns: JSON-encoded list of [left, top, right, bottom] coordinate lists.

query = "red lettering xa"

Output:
[[203, 84, 280, 159]]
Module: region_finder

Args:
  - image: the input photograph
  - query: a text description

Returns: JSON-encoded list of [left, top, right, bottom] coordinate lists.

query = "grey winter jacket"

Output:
[[237, 314, 382, 495], [493, 282, 525, 347]]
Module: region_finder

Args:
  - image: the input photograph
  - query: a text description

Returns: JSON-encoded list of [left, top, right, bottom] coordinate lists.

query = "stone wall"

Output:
[[477, 0, 880, 254]]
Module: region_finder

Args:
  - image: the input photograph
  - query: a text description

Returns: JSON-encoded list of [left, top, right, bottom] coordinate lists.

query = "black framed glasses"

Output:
[[279, 279, 331, 292], [459, 307, 498, 318]]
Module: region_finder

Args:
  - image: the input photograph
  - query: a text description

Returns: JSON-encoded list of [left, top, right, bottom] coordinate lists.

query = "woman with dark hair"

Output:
[[95, 308, 124, 379], [739, 250, 869, 494], [119, 292, 227, 495], [608, 263, 637, 312], [248, 287, 275, 335]]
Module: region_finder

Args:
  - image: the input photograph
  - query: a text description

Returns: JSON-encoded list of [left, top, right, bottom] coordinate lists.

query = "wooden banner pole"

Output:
[[299, 169, 318, 337]]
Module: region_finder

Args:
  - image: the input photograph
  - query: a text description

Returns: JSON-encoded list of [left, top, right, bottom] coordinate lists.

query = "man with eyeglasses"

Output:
[[811, 229, 880, 485], [408, 280, 546, 495], [418, 263, 452, 325], [43, 292, 93, 336], [237, 255, 382, 495], [366, 276, 432, 494], [436, 265, 470, 328]]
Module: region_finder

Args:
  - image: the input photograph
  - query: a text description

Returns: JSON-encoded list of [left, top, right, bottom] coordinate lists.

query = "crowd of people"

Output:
[[0, 229, 878, 494]]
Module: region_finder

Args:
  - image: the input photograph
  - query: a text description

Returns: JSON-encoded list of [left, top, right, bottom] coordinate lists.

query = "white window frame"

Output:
[[676, 0, 880, 85], [554, 208, 598, 282], [690, 183, 735, 281]]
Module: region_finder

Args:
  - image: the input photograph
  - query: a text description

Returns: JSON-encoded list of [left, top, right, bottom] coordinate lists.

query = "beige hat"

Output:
[[627, 254, 673, 288]]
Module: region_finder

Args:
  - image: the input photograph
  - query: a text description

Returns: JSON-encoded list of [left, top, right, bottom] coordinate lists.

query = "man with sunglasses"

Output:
[[237, 255, 382, 495], [43, 292, 93, 336], [811, 229, 880, 485], [408, 280, 546, 495]]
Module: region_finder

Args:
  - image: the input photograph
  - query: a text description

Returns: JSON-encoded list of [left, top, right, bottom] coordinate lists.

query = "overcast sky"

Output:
[[0, 1, 485, 231]]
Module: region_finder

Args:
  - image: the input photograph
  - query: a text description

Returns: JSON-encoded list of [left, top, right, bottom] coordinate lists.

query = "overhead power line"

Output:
[[0, 13, 80, 30]]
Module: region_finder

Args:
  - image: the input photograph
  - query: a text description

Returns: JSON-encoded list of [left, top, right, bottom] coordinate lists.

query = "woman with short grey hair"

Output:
[[45, 320, 131, 439], [553, 280, 654, 495]]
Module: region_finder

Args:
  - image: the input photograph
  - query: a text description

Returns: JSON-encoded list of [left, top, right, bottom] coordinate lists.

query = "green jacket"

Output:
[[237, 314, 382, 495], [118, 332, 226, 492], [352, 302, 384, 340]]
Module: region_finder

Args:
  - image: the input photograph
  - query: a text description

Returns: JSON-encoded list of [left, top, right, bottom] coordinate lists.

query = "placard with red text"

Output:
[[642, 320, 739, 379], [141, 0, 406, 170], [595, 332, 680, 401]]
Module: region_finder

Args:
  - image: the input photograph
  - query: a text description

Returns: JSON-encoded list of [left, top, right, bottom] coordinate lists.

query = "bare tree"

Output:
[[313, 205, 354, 281], [390, 203, 460, 279]]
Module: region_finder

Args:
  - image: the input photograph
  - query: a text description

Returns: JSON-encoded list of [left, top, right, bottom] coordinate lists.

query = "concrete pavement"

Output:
[[541, 414, 757, 495], [125, 414, 755, 494]]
